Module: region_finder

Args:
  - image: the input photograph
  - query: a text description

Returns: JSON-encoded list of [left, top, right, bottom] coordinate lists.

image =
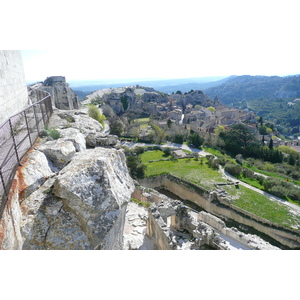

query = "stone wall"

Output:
[[138, 175, 300, 248], [0, 50, 29, 125], [146, 209, 171, 250]]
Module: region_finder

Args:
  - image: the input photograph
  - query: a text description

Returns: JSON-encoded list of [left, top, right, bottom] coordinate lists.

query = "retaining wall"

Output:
[[138, 175, 300, 248]]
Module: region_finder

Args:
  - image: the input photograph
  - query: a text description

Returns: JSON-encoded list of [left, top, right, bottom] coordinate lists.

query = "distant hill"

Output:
[[204, 75, 300, 135], [69, 76, 229, 94], [204, 75, 300, 104]]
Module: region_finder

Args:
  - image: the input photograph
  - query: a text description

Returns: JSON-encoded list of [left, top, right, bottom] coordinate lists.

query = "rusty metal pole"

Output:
[[0, 168, 8, 198], [8, 119, 21, 166], [23, 111, 33, 147]]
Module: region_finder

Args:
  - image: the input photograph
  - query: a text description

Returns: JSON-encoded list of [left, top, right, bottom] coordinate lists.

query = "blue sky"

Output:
[[4, 0, 298, 83]]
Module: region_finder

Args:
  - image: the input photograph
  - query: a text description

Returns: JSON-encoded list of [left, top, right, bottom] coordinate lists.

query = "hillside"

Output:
[[204, 75, 300, 135], [70, 76, 228, 95]]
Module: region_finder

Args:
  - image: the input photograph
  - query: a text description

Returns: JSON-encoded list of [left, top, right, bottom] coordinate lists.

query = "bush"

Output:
[[224, 163, 242, 176], [48, 129, 61, 140], [162, 147, 171, 156], [40, 128, 60, 140], [255, 174, 265, 186], [88, 105, 106, 127], [216, 155, 226, 166], [269, 185, 287, 199], [242, 168, 255, 178], [126, 155, 147, 179], [134, 147, 145, 155]]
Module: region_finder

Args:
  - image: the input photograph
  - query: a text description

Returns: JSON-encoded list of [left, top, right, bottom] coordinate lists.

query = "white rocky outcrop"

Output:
[[37, 139, 76, 168], [17, 149, 54, 199], [53, 148, 135, 249], [58, 127, 86, 152]]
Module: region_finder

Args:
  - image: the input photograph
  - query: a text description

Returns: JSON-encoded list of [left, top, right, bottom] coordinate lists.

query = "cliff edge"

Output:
[[0, 109, 134, 250]]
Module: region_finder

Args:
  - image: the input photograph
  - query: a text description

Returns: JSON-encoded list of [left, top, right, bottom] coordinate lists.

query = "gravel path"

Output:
[[219, 166, 300, 215]]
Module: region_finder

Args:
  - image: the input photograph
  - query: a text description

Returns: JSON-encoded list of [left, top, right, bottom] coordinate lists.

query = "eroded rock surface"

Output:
[[53, 148, 135, 249], [37, 139, 76, 168]]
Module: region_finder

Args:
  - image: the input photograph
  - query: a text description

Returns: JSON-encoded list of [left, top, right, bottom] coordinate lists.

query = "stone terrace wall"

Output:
[[138, 175, 300, 248], [0, 50, 29, 125]]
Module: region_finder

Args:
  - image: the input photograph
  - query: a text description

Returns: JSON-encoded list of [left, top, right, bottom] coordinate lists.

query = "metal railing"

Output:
[[0, 89, 53, 218]]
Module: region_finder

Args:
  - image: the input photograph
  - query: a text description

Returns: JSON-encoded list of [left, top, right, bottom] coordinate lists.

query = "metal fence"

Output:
[[0, 89, 53, 218]]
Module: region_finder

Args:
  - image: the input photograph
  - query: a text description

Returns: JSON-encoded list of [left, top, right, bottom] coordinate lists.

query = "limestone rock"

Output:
[[37, 139, 76, 168], [17, 149, 54, 199], [53, 148, 135, 249], [47, 110, 103, 136], [22, 194, 91, 250], [86, 133, 118, 148], [58, 128, 86, 152], [70, 113, 103, 136]]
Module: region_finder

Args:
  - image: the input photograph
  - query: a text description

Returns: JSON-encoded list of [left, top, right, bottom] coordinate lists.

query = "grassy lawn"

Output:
[[228, 185, 300, 229], [140, 150, 170, 162], [140, 150, 300, 230], [141, 150, 228, 190], [135, 118, 150, 129]]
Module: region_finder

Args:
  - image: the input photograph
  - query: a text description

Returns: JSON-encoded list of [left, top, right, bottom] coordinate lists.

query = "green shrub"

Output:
[[225, 163, 242, 176], [162, 147, 171, 156], [88, 105, 106, 127], [242, 168, 255, 178], [48, 129, 61, 140], [130, 198, 151, 208], [40, 128, 60, 140]]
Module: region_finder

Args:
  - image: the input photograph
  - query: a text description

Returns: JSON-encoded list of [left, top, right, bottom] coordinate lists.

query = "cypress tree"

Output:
[[268, 138, 273, 150]]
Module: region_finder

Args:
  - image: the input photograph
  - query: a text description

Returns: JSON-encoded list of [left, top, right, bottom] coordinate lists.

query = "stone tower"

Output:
[[0, 50, 29, 125]]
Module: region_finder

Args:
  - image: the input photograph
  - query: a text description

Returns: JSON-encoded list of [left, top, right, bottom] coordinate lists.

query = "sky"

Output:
[[2, 0, 300, 83]]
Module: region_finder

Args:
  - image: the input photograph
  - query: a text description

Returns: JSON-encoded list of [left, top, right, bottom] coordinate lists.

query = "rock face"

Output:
[[21, 147, 134, 250], [0, 108, 136, 250], [39, 76, 79, 110], [53, 148, 134, 249]]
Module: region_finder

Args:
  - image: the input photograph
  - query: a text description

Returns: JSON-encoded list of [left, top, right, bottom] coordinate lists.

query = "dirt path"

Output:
[[219, 166, 300, 215]]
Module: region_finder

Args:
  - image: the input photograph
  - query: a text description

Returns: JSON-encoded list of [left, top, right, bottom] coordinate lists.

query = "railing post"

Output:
[[33, 104, 40, 134], [24, 111, 33, 147], [0, 167, 8, 198], [8, 119, 21, 166]]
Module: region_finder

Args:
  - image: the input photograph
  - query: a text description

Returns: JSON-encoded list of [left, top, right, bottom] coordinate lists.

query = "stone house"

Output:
[[168, 108, 182, 122]]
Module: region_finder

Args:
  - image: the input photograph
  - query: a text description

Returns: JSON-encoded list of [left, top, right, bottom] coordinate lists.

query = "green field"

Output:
[[141, 150, 227, 190], [135, 118, 150, 129], [140, 150, 300, 229]]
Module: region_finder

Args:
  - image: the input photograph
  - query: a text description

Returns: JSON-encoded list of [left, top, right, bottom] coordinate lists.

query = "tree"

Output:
[[120, 94, 129, 111], [150, 123, 166, 144], [187, 132, 204, 148], [109, 118, 125, 136], [268, 138, 273, 149], [167, 118, 172, 128], [288, 154, 296, 165], [207, 106, 216, 113], [126, 155, 147, 179], [214, 125, 225, 136], [220, 123, 256, 154]]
